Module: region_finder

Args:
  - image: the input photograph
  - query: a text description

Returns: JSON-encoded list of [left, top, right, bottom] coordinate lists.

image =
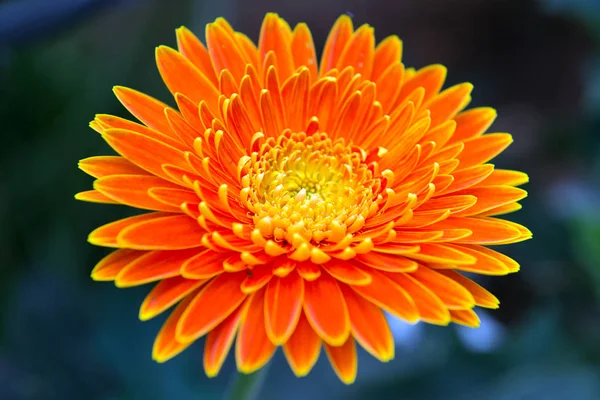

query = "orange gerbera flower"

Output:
[[77, 13, 531, 384]]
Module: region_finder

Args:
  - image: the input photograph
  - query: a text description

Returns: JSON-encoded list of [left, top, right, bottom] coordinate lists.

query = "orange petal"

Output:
[[180, 249, 227, 279], [303, 271, 351, 346], [155, 46, 219, 113], [88, 212, 172, 248], [281, 68, 310, 133], [370, 243, 421, 255], [479, 202, 523, 217], [427, 83, 473, 127], [459, 133, 513, 168], [117, 214, 205, 250], [453, 186, 528, 216], [206, 22, 247, 83], [408, 243, 477, 265], [450, 107, 497, 143], [75, 190, 117, 204], [94, 175, 181, 212], [115, 248, 201, 287], [264, 271, 304, 345], [440, 244, 510, 275], [340, 285, 394, 361], [436, 270, 499, 308], [283, 312, 321, 377], [375, 62, 404, 114], [324, 336, 357, 385], [450, 309, 480, 327], [94, 114, 184, 150], [78, 156, 148, 178], [101, 128, 190, 183], [389, 230, 445, 244], [355, 252, 418, 272], [409, 266, 475, 309], [234, 32, 260, 70], [91, 249, 145, 281], [481, 169, 529, 187], [152, 289, 198, 363], [372, 35, 403, 81], [235, 288, 277, 374], [291, 23, 318, 82], [422, 119, 456, 150], [164, 107, 201, 150], [241, 267, 273, 294], [461, 244, 520, 272], [351, 269, 419, 323], [174, 93, 203, 134], [259, 13, 295, 80], [204, 303, 244, 377], [148, 187, 199, 208], [139, 276, 206, 320], [430, 216, 528, 245], [319, 15, 353, 76], [177, 272, 247, 342], [113, 86, 175, 136], [416, 195, 478, 214], [175, 26, 218, 85], [385, 272, 450, 325], [438, 164, 495, 195], [397, 64, 446, 106], [398, 210, 449, 229], [322, 260, 372, 285], [336, 24, 375, 78]]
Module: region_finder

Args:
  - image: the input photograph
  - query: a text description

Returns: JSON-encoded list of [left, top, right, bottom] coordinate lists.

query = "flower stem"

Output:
[[223, 363, 271, 400]]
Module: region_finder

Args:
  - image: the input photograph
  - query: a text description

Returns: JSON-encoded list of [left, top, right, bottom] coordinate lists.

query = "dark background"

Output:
[[1, 0, 600, 399]]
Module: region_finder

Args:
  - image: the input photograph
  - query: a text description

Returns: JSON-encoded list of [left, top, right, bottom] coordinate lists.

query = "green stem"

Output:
[[223, 362, 271, 400]]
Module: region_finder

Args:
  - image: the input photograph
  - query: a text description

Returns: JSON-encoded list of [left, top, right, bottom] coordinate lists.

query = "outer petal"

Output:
[[88, 212, 172, 247], [152, 290, 198, 363], [291, 23, 318, 82], [113, 86, 175, 136], [340, 285, 394, 361], [283, 312, 321, 377], [176, 26, 218, 85], [450, 309, 480, 327], [319, 15, 353, 75], [155, 46, 219, 112], [78, 156, 148, 178], [450, 107, 497, 143], [259, 13, 295, 80], [204, 303, 245, 377], [303, 272, 351, 346], [176, 272, 247, 342], [264, 271, 304, 345], [372, 35, 403, 81], [94, 175, 182, 212], [324, 336, 357, 385], [350, 269, 419, 323], [101, 128, 191, 183], [115, 248, 202, 287], [117, 214, 205, 250], [322, 260, 372, 285], [409, 266, 475, 309], [436, 270, 499, 308], [385, 272, 450, 325], [235, 288, 277, 374], [139, 276, 207, 321], [75, 190, 118, 204], [91, 249, 145, 281]]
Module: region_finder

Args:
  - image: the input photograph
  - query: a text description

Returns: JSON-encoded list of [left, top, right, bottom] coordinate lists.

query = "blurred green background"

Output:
[[1, 0, 599, 399]]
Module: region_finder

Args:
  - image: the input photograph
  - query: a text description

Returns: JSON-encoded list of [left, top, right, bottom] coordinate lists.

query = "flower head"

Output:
[[77, 13, 531, 384]]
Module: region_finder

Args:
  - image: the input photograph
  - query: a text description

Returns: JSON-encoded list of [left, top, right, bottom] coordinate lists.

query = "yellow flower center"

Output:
[[241, 131, 386, 245]]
